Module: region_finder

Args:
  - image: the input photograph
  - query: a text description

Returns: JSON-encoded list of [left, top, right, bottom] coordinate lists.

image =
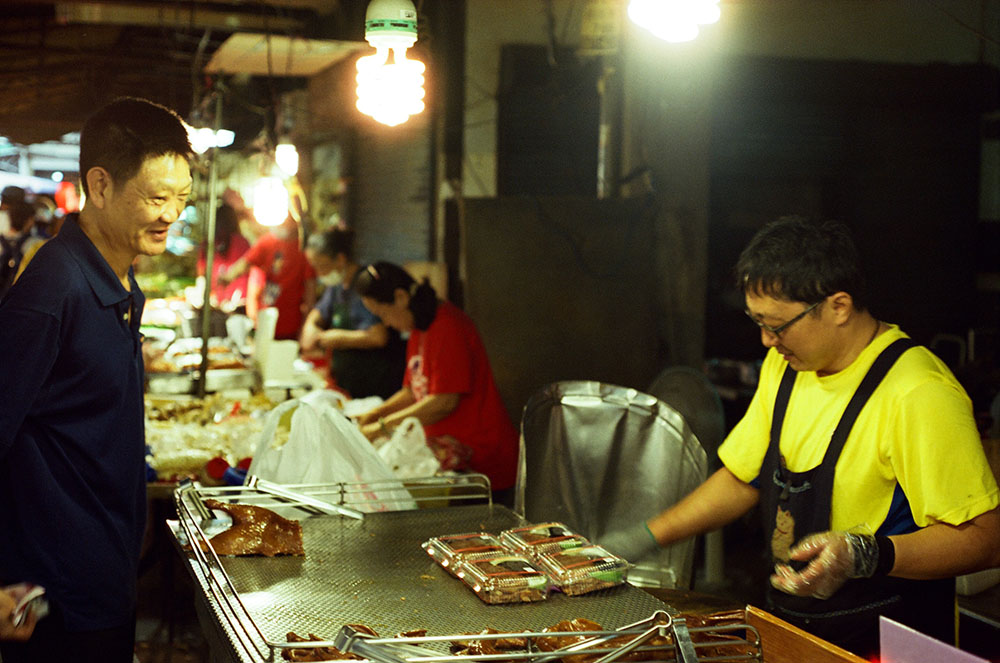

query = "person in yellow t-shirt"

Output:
[[601, 216, 1000, 659]]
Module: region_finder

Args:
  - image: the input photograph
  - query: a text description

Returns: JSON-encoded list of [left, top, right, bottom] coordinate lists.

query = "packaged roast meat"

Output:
[[456, 554, 551, 604], [535, 545, 629, 596], [422, 533, 507, 575], [499, 522, 588, 558]]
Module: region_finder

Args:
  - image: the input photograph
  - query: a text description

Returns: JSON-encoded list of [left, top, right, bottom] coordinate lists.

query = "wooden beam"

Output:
[[8, 0, 342, 14]]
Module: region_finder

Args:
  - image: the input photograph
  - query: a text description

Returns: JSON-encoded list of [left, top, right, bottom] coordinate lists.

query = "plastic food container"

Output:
[[422, 533, 507, 575], [499, 522, 588, 558], [536, 545, 629, 596], [456, 554, 550, 604]]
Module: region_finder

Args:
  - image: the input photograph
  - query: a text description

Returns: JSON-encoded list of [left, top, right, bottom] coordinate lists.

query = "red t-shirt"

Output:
[[405, 301, 518, 490], [244, 232, 314, 339], [197, 233, 250, 305]]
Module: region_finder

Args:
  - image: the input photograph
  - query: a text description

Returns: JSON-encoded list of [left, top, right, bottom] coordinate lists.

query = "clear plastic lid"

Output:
[[422, 533, 507, 574], [499, 522, 588, 557], [456, 554, 550, 604], [535, 545, 629, 596]]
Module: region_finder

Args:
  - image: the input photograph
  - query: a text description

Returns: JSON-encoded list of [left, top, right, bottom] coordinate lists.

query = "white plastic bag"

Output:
[[247, 390, 413, 511], [376, 417, 440, 479]]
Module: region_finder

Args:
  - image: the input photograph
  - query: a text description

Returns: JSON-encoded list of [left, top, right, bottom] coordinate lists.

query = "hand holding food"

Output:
[[770, 531, 885, 599]]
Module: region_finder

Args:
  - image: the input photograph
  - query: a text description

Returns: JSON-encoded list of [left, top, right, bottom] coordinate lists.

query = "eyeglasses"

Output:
[[745, 299, 822, 337]]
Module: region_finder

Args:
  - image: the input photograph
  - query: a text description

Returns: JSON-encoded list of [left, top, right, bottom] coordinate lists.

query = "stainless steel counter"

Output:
[[174, 498, 676, 663]]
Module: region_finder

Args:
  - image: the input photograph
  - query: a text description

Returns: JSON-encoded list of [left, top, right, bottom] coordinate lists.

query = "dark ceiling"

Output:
[[0, 0, 374, 145]]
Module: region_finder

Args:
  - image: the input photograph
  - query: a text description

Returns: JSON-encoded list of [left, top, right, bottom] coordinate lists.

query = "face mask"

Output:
[[319, 270, 343, 287]]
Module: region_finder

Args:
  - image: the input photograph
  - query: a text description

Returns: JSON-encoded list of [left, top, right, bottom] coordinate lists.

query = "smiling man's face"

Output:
[[102, 152, 192, 258]]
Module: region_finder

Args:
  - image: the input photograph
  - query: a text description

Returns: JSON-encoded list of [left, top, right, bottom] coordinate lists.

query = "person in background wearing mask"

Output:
[[300, 228, 405, 399]]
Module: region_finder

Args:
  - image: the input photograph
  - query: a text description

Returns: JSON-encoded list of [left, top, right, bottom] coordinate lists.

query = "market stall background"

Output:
[[2, 1, 999, 424]]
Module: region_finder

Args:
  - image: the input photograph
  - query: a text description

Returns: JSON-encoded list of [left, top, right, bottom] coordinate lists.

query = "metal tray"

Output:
[[173, 477, 760, 663]]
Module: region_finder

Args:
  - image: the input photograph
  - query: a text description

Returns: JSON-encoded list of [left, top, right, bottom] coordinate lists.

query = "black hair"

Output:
[[735, 215, 868, 311], [214, 204, 240, 255], [8, 201, 34, 233], [354, 261, 439, 330], [1, 186, 25, 206], [306, 227, 356, 261], [79, 96, 193, 197]]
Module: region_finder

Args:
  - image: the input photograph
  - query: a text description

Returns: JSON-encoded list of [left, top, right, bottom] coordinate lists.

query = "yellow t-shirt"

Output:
[[719, 324, 999, 533]]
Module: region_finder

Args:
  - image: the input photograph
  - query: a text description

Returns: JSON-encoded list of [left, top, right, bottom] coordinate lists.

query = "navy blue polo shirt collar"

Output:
[[60, 217, 137, 306]]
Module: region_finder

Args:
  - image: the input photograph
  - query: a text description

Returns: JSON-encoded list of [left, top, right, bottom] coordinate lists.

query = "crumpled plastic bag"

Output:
[[375, 417, 440, 479], [247, 389, 413, 512]]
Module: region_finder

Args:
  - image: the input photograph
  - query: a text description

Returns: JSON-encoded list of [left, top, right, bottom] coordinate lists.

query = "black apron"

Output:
[[761, 338, 955, 658]]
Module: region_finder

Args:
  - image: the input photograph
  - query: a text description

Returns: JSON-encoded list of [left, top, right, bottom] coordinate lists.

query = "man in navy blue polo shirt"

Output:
[[0, 97, 192, 661]]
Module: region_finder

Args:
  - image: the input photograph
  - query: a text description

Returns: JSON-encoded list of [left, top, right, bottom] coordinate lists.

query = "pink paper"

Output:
[[880, 616, 987, 663]]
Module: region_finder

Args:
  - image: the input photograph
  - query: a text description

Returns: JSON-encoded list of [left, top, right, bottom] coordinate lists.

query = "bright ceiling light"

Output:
[[628, 0, 721, 43], [252, 176, 290, 227], [186, 125, 235, 154], [275, 143, 299, 177], [355, 0, 426, 127]]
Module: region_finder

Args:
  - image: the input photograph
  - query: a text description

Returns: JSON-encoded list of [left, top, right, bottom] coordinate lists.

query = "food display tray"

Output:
[[147, 367, 259, 395], [172, 479, 760, 663]]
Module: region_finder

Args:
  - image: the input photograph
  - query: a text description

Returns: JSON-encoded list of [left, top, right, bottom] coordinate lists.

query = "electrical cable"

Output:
[[920, 0, 1000, 49]]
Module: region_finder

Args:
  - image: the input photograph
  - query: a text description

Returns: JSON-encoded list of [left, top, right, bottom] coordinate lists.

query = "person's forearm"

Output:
[[383, 393, 460, 428], [889, 507, 1000, 580], [219, 257, 249, 285], [303, 280, 317, 310], [300, 312, 323, 351], [368, 387, 417, 420], [646, 466, 760, 546], [320, 325, 389, 351]]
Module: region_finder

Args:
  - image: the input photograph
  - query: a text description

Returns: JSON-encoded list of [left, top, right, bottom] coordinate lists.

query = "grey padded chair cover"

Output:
[[646, 366, 725, 470], [515, 381, 707, 589], [646, 366, 728, 586]]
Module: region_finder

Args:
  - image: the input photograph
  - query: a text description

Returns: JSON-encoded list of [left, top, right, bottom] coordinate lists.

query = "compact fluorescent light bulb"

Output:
[[356, 0, 426, 127]]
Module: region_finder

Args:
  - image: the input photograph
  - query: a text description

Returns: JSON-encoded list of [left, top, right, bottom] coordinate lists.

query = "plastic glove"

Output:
[[770, 531, 879, 600], [599, 522, 661, 562]]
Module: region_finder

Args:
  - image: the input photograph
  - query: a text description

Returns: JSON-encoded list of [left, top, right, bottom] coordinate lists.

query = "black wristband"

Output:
[[874, 535, 895, 576]]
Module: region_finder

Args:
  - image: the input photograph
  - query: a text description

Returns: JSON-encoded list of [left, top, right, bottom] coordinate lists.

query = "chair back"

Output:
[[646, 366, 726, 470], [515, 381, 707, 588]]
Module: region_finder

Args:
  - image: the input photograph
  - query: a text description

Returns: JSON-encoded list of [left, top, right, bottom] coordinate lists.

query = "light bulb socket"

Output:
[[364, 0, 417, 40]]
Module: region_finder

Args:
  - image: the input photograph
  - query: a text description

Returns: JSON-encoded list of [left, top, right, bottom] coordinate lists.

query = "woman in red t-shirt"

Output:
[[354, 262, 518, 500]]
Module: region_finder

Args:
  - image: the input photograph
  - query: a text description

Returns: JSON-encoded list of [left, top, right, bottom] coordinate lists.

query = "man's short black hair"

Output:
[[79, 97, 193, 197], [735, 215, 868, 311]]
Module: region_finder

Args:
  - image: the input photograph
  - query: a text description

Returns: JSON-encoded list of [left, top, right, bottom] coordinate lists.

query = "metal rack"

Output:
[[332, 611, 762, 663], [172, 477, 761, 663]]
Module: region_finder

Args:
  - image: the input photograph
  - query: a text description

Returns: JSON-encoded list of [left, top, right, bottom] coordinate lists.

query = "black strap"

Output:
[[769, 365, 799, 452], [820, 337, 916, 467]]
